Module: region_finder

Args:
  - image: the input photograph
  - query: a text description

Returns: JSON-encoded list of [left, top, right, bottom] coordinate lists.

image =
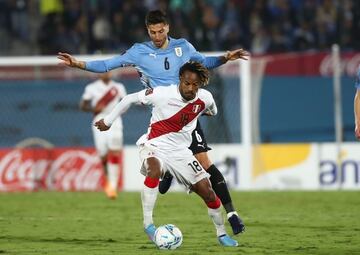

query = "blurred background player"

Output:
[[58, 10, 248, 235], [355, 67, 360, 140], [95, 61, 238, 246], [80, 72, 127, 199]]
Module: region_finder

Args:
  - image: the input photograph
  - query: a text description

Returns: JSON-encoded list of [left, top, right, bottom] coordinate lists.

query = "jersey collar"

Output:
[[150, 37, 172, 50]]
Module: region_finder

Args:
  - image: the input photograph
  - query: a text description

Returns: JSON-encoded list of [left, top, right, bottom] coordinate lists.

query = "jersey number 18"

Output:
[[188, 161, 202, 173]]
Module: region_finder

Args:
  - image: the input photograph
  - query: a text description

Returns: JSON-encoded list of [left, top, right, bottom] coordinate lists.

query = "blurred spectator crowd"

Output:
[[0, 0, 359, 56]]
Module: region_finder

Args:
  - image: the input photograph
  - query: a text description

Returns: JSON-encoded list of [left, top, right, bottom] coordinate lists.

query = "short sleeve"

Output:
[[207, 93, 216, 109], [81, 85, 93, 101], [199, 89, 217, 115], [186, 40, 206, 63]]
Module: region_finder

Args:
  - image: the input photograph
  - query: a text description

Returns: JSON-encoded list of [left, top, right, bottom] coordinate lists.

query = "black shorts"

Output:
[[189, 121, 212, 154]]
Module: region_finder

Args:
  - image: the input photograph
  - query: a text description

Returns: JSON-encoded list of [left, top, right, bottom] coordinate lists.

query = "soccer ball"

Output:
[[154, 224, 183, 250]]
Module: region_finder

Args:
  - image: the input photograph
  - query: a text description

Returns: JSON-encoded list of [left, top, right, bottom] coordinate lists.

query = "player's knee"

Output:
[[107, 151, 120, 164], [145, 157, 162, 178], [100, 155, 107, 166], [194, 152, 212, 170]]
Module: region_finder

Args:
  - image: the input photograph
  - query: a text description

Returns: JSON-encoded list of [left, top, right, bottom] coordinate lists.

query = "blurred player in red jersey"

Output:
[[80, 72, 127, 199]]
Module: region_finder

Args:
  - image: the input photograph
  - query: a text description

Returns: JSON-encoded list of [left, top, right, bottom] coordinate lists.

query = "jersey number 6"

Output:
[[164, 57, 170, 70]]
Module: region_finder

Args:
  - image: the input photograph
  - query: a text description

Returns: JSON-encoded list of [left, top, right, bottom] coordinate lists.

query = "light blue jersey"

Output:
[[85, 37, 224, 88]]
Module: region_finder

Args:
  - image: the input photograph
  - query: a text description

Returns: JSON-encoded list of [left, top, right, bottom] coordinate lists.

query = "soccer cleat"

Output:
[[218, 234, 239, 247], [104, 182, 117, 200], [158, 171, 174, 194], [144, 224, 157, 243], [228, 214, 245, 235]]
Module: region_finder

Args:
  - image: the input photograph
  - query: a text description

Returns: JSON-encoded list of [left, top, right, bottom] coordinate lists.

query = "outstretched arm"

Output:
[[202, 49, 250, 69], [58, 50, 135, 73], [94, 92, 141, 131], [355, 89, 360, 140], [187, 40, 249, 69], [58, 52, 86, 69]]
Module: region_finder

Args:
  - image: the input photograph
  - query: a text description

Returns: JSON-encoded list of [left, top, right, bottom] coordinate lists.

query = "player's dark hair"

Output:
[[179, 61, 210, 87], [145, 10, 169, 26]]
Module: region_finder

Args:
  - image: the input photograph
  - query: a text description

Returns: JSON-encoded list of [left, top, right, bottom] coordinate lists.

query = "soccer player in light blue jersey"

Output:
[[58, 10, 249, 236], [354, 67, 360, 140]]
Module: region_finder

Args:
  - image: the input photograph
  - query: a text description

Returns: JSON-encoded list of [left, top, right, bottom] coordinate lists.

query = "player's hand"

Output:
[[57, 52, 84, 68], [225, 49, 250, 61], [355, 125, 360, 140], [94, 119, 110, 131]]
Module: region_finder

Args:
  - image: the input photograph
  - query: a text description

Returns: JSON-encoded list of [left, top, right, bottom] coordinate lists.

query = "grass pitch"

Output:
[[0, 191, 359, 255]]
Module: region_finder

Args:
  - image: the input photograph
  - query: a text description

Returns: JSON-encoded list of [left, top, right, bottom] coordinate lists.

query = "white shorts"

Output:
[[92, 117, 123, 157], [138, 143, 210, 190]]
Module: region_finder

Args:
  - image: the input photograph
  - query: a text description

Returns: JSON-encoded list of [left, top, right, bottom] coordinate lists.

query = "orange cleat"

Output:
[[104, 182, 117, 200]]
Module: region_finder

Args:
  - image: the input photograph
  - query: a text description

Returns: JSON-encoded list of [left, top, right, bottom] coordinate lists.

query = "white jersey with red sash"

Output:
[[82, 79, 127, 156], [136, 85, 215, 156], [81, 79, 127, 121]]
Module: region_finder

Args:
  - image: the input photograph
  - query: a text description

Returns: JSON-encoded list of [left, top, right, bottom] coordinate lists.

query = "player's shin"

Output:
[[142, 176, 159, 228], [206, 196, 226, 237], [208, 164, 245, 235], [207, 196, 239, 247], [107, 152, 120, 190], [207, 164, 234, 213]]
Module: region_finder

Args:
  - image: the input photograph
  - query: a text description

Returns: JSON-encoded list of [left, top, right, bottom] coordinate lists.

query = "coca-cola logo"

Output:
[[47, 150, 102, 191], [320, 54, 360, 77], [0, 150, 49, 190], [0, 148, 104, 191]]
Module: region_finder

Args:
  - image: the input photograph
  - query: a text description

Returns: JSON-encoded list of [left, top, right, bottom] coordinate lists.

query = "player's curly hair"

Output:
[[179, 61, 210, 87], [145, 10, 169, 26]]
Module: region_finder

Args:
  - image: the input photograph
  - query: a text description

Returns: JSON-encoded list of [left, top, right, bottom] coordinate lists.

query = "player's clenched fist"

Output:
[[94, 119, 110, 131]]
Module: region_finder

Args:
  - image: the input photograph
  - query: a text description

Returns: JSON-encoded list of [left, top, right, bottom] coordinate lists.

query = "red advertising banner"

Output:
[[0, 147, 123, 192], [256, 52, 360, 76], [219, 51, 360, 77]]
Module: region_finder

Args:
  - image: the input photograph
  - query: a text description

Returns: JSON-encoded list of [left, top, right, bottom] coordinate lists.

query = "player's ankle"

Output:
[[227, 211, 239, 219], [144, 222, 154, 229]]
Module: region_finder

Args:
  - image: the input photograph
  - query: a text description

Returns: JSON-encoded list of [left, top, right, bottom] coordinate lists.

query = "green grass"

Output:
[[0, 191, 359, 255]]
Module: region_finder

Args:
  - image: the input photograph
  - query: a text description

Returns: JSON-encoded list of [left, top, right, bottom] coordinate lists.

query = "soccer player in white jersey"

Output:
[[95, 62, 238, 247], [355, 67, 360, 140], [80, 72, 127, 199], [58, 10, 248, 235]]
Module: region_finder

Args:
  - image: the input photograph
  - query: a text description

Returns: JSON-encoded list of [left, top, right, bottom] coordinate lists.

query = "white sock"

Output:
[[107, 162, 119, 190], [227, 211, 239, 219], [141, 184, 158, 228], [208, 207, 227, 237]]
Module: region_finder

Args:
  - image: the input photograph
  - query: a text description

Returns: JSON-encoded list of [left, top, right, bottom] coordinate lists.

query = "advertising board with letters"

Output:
[[1, 143, 359, 192]]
